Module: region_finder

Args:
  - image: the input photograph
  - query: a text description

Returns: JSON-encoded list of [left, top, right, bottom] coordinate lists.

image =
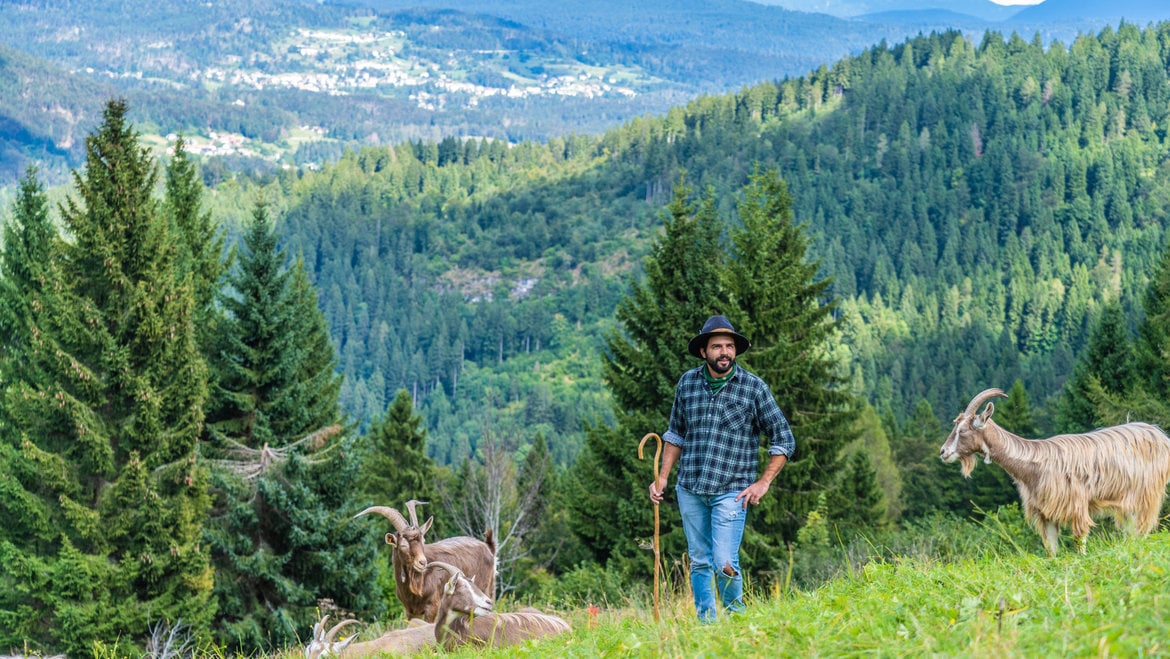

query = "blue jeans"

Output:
[[676, 485, 748, 622]]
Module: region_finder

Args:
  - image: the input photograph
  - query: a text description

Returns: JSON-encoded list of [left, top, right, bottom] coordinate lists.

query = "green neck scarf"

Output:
[[704, 364, 735, 394]]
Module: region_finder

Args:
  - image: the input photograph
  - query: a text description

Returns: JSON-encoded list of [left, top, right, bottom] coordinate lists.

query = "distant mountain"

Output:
[[1011, 0, 1170, 23], [856, 9, 993, 25], [3, 0, 1170, 187], [747, 0, 1023, 21]]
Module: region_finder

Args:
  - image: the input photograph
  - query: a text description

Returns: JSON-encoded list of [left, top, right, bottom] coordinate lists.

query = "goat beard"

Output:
[[959, 454, 977, 478]]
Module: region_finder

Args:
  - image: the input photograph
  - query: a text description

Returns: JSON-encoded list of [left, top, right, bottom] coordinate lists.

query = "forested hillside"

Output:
[[9, 19, 1170, 656], [238, 23, 1170, 468], [16, 0, 1158, 189]]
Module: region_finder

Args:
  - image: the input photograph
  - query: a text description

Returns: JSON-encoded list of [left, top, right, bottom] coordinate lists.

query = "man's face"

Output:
[[702, 334, 737, 376]]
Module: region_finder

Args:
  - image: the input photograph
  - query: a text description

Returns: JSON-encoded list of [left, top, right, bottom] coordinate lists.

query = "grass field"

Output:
[[434, 530, 1169, 658]]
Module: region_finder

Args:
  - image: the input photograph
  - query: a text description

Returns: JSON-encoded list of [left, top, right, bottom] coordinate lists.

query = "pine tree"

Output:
[[1057, 301, 1134, 431], [826, 452, 887, 531], [0, 167, 54, 380], [164, 136, 224, 354], [724, 168, 859, 558], [203, 201, 381, 652], [1135, 248, 1170, 401], [568, 178, 726, 572], [360, 389, 438, 508], [898, 398, 969, 519], [358, 388, 439, 617], [0, 101, 213, 655]]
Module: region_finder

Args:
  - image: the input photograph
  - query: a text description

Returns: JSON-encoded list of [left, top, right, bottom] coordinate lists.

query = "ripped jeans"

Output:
[[676, 484, 747, 622]]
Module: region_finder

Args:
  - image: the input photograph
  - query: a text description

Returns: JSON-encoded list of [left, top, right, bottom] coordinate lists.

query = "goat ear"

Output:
[[386, 532, 397, 545], [420, 516, 434, 535], [979, 402, 996, 426], [444, 574, 458, 595]]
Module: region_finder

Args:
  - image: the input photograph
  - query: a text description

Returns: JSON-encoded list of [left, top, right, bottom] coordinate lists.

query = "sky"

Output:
[[989, 0, 1045, 4]]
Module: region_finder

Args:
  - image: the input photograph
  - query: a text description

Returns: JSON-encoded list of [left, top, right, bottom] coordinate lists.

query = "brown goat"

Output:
[[940, 388, 1170, 555], [356, 500, 496, 622], [304, 615, 435, 658], [426, 561, 571, 650]]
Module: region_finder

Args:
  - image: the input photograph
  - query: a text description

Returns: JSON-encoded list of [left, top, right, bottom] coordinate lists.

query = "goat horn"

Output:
[[355, 506, 409, 532], [425, 561, 463, 578], [963, 388, 1007, 417], [404, 500, 429, 527], [325, 618, 361, 643]]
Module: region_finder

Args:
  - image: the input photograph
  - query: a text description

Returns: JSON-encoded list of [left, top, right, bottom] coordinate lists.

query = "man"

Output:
[[648, 314, 795, 622]]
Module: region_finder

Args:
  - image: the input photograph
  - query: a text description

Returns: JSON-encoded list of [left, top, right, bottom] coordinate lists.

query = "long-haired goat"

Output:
[[356, 500, 496, 622], [304, 615, 435, 658], [940, 387, 1170, 555], [426, 561, 571, 650]]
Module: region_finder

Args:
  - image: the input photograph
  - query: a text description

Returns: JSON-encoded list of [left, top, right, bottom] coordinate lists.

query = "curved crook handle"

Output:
[[639, 432, 663, 479]]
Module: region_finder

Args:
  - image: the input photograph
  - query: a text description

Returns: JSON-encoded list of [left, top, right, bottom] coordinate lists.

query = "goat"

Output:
[[304, 615, 435, 658], [425, 561, 571, 650], [940, 387, 1170, 555], [356, 500, 496, 622]]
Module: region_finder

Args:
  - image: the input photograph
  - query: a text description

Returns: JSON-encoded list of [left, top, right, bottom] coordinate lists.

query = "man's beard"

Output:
[[706, 355, 735, 376]]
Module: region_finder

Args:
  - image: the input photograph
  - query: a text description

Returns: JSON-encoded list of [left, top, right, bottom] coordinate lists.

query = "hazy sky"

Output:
[[989, 0, 1045, 5]]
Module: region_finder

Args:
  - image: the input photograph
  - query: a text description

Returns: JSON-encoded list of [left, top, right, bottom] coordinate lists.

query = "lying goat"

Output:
[[356, 500, 496, 622], [426, 561, 571, 650], [940, 387, 1170, 554], [304, 615, 435, 658]]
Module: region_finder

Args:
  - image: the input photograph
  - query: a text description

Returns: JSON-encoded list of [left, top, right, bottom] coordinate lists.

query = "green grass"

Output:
[[440, 531, 1170, 658]]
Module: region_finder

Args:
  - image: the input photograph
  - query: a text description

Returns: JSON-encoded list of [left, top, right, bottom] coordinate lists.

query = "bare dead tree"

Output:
[[440, 411, 548, 598]]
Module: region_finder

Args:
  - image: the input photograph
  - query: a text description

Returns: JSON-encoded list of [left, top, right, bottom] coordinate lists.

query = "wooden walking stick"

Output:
[[639, 432, 664, 622]]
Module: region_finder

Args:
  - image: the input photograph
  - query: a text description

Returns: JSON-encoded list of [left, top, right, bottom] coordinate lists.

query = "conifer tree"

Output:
[[203, 201, 381, 652], [568, 178, 725, 571], [0, 167, 54, 379], [358, 388, 439, 615], [724, 169, 859, 554], [898, 398, 969, 518], [826, 452, 887, 531], [164, 137, 224, 354], [0, 101, 213, 655], [1057, 301, 1134, 431], [360, 388, 438, 508]]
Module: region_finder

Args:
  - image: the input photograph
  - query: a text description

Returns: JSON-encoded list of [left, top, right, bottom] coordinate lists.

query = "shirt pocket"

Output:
[[721, 400, 754, 432]]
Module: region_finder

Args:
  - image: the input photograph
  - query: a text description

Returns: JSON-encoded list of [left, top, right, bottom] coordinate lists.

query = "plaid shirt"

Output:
[[663, 364, 796, 496]]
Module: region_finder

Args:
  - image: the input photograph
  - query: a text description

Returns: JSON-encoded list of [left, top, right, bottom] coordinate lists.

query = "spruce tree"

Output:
[[164, 136, 224, 354], [898, 398, 969, 519], [204, 201, 381, 652], [1135, 248, 1170, 401], [0, 167, 54, 380], [724, 169, 859, 556], [1057, 301, 1134, 431], [0, 101, 213, 655], [359, 388, 438, 508], [826, 452, 887, 531], [358, 388, 438, 616], [568, 178, 726, 571]]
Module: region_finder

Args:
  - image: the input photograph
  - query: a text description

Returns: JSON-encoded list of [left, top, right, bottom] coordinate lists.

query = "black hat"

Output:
[[688, 315, 751, 359]]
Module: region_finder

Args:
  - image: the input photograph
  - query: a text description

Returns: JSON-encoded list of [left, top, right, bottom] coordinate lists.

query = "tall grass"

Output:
[[117, 509, 1170, 657], [441, 511, 1170, 658]]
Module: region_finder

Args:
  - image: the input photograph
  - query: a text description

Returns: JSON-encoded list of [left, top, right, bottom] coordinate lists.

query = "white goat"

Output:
[[940, 387, 1170, 555], [304, 615, 435, 658], [425, 561, 571, 650]]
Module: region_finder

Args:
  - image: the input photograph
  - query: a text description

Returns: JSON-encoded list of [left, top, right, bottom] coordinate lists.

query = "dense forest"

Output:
[[252, 22, 1170, 452], [7, 19, 1170, 656]]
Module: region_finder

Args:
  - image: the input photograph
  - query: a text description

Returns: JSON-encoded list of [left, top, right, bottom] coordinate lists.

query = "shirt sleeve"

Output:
[[758, 384, 796, 458], [663, 374, 687, 448]]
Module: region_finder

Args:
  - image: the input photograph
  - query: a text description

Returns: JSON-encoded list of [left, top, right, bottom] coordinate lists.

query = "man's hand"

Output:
[[649, 475, 668, 504], [735, 480, 770, 509]]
